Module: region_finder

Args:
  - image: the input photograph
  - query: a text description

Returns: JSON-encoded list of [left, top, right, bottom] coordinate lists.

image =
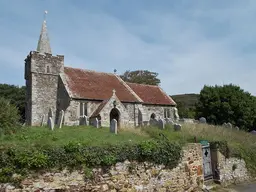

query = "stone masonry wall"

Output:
[[24, 51, 64, 126], [142, 105, 175, 121], [0, 144, 204, 192], [210, 148, 251, 186]]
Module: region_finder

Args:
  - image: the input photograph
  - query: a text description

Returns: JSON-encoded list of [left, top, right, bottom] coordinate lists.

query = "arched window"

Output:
[[150, 113, 156, 119]]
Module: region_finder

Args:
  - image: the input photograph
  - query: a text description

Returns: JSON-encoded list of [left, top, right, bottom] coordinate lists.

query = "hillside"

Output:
[[171, 93, 199, 108]]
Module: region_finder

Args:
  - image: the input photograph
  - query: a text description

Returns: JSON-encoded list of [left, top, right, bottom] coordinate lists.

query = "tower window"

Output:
[[46, 65, 51, 73]]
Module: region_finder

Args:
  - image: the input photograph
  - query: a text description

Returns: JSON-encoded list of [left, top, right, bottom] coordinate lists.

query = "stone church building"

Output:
[[24, 17, 178, 127]]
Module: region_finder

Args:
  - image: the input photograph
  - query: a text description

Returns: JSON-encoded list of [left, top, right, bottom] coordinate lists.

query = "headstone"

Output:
[[222, 123, 227, 127], [165, 118, 174, 125], [226, 122, 232, 129], [48, 108, 53, 118], [93, 118, 99, 128], [110, 119, 117, 134], [80, 115, 88, 126], [41, 114, 45, 126], [173, 107, 180, 121], [199, 117, 207, 124], [48, 117, 54, 130], [57, 110, 64, 128], [158, 119, 165, 129], [174, 123, 182, 131], [149, 118, 158, 126], [234, 126, 239, 131]]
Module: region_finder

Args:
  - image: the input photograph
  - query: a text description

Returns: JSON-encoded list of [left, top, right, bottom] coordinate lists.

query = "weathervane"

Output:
[[44, 10, 48, 21]]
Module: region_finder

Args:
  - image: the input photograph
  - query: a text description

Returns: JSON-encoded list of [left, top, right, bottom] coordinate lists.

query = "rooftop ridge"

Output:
[[114, 75, 143, 103], [126, 82, 160, 88], [64, 66, 117, 76]]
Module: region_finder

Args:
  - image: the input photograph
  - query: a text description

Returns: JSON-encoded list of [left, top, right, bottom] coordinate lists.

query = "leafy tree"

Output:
[[0, 84, 25, 122], [0, 97, 21, 135], [120, 70, 161, 85], [195, 84, 256, 131], [176, 101, 196, 119]]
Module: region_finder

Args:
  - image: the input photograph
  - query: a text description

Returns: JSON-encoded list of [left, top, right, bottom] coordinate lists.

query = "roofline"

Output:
[[143, 103, 176, 107], [59, 73, 73, 98], [71, 97, 142, 104], [114, 75, 144, 102]]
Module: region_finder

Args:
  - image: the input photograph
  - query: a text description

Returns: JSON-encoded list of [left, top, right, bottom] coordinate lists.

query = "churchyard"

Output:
[[1, 121, 256, 174]]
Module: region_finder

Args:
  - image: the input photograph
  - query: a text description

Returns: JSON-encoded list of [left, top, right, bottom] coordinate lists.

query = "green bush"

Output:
[[0, 97, 21, 135], [0, 140, 182, 183]]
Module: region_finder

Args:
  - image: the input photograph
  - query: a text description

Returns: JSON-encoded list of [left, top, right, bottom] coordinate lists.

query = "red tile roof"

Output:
[[64, 67, 175, 106], [126, 82, 176, 105], [64, 67, 140, 102], [91, 99, 109, 117]]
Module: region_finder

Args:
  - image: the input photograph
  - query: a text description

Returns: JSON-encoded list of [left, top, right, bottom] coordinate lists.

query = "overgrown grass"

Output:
[[142, 124, 256, 176], [0, 126, 150, 150], [0, 123, 256, 182]]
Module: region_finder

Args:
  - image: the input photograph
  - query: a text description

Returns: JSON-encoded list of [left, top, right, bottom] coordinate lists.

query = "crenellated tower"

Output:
[[24, 11, 64, 126]]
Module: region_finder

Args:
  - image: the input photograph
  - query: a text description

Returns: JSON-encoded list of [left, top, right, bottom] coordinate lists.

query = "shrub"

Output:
[[0, 140, 182, 183], [0, 97, 21, 135]]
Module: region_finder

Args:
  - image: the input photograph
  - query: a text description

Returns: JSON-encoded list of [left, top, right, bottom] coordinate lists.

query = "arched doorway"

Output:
[[150, 113, 156, 119], [110, 108, 120, 126]]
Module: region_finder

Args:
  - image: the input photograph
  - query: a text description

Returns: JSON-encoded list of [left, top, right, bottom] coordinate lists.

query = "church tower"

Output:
[[24, 11, 64, 126]]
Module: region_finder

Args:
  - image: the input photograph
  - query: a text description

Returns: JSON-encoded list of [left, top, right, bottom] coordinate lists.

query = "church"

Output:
[[24, 16, 178, 127]]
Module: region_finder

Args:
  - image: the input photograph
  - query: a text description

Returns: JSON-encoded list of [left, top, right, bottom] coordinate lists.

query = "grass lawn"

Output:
[[1, 123, 255, 152], [0, 126, 150, 150], [0, 123, 256, 176]]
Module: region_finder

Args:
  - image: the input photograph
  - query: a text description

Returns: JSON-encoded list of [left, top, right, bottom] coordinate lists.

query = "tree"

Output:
[[176, 101, 196, 119], [0, 97, 21, 135], [120, 70, 161, 85], [195, 84, 256, 131], [0, 84, 25, 122]]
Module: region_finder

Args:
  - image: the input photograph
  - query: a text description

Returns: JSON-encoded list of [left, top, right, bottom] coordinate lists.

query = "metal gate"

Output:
[[202, 143, 213, 180]]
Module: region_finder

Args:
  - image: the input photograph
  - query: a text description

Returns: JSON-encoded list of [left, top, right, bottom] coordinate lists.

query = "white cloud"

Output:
[[1, 0, 256, 95]]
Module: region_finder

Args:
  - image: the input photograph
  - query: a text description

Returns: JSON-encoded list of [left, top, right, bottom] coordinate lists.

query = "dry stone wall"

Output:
[[0, 144, 204, 192]]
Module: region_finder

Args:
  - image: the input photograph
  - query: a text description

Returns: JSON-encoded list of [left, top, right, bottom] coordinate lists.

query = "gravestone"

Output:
[[226, 122, 232, 129], [48, 117, 54, 130], [80, 115, 88, 126], [41, 114, 45, 126], [110, 119, 117, 134], [166, 118, 174, 125], [222, 123, 227, 127], [93, 118, 99, 128], [234, 126, 239, 131], [48, 108, 53, 118], [174, 123, 182, 131], [173, 107, 180, 121], [57, 110, 64, 128], [149, 118, 158, 126], [158, 119, 165, 129], [199, 117, 207, 124]]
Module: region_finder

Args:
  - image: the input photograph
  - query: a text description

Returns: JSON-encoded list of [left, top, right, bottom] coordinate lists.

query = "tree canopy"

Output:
[[0, 84, 25, 122], [195, 84, 256, 131], [120, 70, 161, 86]]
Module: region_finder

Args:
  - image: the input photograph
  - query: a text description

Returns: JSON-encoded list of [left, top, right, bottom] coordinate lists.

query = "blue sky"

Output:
[[1, 0, 256, 95]]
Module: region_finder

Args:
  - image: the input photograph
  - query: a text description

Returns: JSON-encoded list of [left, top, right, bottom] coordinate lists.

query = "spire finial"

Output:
[[44, 10, 48, 21], [37, 10, 52, 54]]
